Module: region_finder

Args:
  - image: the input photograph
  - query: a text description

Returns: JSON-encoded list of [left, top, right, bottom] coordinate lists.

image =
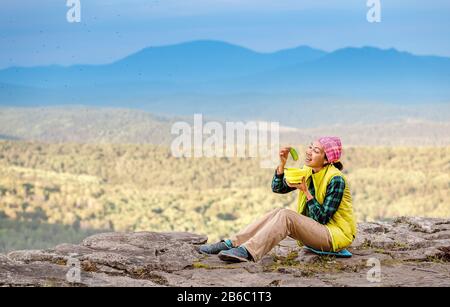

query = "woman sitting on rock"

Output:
[[199, 136, 357, 262]]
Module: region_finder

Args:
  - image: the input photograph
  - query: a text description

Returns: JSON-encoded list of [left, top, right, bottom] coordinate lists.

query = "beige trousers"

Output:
[[229, 208, 333, 262]]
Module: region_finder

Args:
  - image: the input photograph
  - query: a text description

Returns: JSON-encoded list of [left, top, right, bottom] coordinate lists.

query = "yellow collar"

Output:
[[311, 164, 332, 193]]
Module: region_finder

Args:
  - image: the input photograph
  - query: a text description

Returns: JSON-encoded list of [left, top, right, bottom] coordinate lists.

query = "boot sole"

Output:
[[198, 249, 219, 255], [218, 252, 249, 263]]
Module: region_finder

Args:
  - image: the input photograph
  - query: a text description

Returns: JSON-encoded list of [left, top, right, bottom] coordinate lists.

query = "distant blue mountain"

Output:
[[0, 40, 326, 88], [222, 47, 450, 101], [0, 40, 449, 112]]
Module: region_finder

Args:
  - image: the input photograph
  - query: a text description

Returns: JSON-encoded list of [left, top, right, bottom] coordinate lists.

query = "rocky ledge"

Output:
[[1, 217, 449, 287]]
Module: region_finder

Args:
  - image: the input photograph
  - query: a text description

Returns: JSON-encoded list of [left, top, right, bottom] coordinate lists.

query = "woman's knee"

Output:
[[277, 208, 294, 217], [275, 208, 297, 221], [269, 207, 283, 215]]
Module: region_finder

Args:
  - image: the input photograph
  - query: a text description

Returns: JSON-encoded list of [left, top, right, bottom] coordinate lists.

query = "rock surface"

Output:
[[1, 217, 450, 287]]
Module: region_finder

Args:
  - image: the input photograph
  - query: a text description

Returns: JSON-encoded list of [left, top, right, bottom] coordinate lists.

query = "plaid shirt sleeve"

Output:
[[271, 169, 297, 194], [307, 176, 345, 224]]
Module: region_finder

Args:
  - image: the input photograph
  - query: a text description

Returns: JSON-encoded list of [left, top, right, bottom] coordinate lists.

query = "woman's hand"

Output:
[[277, 147, 291, 175], [286, 177, 307, 192], [286, 177, 314, 200], [279, 147, 291, 165]]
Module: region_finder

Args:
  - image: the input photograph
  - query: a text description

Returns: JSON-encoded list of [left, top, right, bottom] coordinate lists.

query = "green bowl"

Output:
[[284, 168, 308, 184]]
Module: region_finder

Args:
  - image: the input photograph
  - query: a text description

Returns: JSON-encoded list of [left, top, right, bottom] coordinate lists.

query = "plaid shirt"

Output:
[[271, 169, 345, 225]]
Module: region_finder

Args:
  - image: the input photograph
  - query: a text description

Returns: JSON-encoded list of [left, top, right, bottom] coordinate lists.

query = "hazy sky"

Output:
[[1, 0, 450, 68]]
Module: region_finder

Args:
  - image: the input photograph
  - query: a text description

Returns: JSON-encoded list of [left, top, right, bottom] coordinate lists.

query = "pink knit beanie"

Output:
[[318, 136, 342, 164]]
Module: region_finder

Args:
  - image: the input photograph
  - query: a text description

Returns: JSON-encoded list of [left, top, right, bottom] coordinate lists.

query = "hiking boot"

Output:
[[198, 240, 232, 255], [218, 246, 252, 262]]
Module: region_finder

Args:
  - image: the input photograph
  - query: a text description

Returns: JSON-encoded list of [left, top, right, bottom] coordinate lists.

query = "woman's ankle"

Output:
[[223, 239, 233, 248]]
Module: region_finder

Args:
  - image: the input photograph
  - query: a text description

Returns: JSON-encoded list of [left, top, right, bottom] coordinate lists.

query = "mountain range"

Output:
[[0, 40, 449, 122]]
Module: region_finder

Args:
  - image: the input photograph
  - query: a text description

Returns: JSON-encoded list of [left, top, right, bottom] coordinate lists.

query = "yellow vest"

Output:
[[296, 164, 357, 251]]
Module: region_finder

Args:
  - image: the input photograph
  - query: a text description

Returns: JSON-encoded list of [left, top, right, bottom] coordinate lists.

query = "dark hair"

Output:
[[331, 161, 344, 171]]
